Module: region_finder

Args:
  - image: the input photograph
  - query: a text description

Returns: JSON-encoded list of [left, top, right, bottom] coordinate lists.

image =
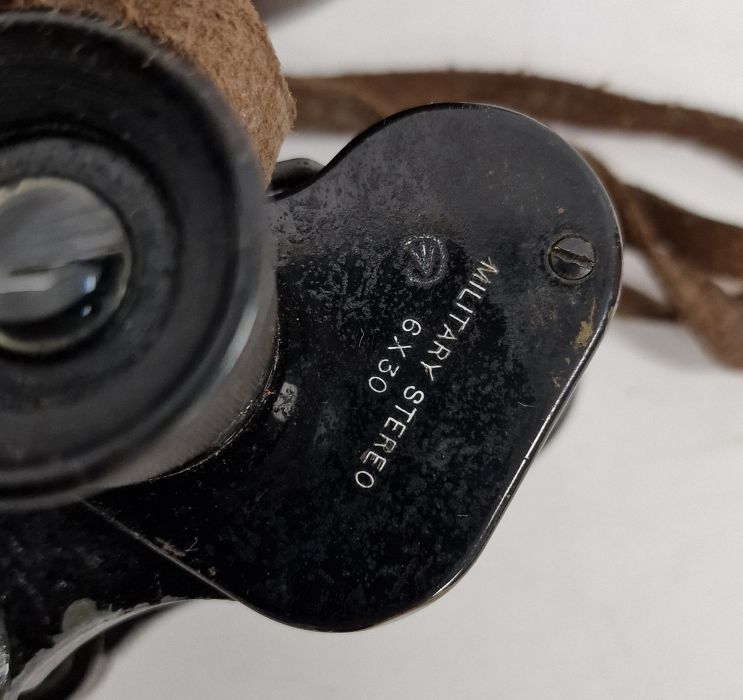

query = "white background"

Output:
[[96, 1, 743, 698]]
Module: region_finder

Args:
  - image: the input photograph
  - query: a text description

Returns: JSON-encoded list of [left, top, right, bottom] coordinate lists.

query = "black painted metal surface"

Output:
[[1, 103, 621, 695], [0, 506, 214, 698], [91, 104, 621, 631]]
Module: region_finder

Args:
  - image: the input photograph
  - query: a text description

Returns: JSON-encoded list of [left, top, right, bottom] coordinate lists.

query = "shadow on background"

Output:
[[611, 317, 718, 372], [255, 0, 331, 21]]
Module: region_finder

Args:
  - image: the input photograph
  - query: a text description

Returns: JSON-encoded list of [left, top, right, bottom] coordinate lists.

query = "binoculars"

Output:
[[0, 13, 621, 698]]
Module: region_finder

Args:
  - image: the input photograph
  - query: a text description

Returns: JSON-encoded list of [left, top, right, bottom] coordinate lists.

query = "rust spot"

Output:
[[155, 537, 186, 560], [573, 301, 597, 349]]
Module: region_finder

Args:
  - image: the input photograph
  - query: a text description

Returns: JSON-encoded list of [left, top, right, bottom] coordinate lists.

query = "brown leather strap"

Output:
[[288, 72, 743, 367]]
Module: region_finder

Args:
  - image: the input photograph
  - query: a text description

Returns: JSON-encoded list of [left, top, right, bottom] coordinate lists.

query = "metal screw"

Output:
[[548, 235, 596, 281]]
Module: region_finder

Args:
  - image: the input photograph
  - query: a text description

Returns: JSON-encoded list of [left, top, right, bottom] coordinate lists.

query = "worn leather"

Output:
[[0, 0, 296, 179]]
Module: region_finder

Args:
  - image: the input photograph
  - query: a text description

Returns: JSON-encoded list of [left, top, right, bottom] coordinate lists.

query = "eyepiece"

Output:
[[0, 13, 277, 510]]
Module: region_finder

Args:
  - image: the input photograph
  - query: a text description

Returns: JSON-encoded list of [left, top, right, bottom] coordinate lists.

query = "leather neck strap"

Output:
[[288, 72, 743, 367]]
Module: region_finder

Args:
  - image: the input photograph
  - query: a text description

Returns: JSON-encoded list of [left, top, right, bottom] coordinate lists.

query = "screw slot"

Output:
[[548, 234, 596, 282]]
